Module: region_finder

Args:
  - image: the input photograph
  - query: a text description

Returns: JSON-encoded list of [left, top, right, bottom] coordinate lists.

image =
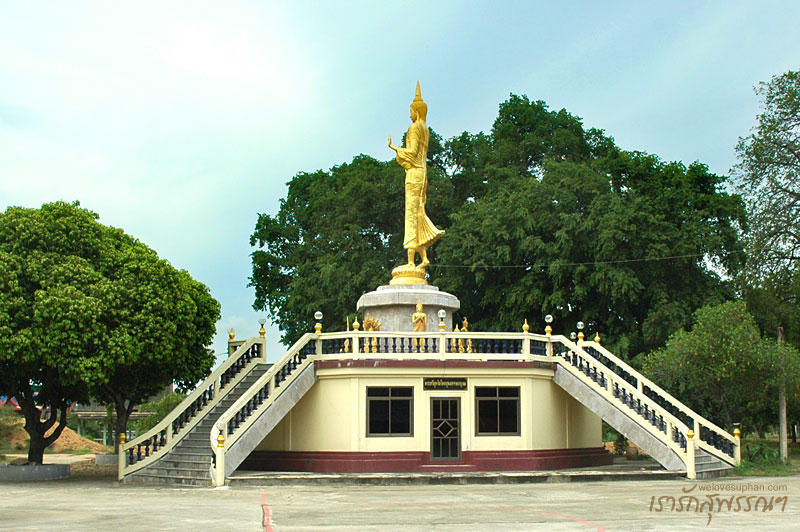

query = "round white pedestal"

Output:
[[356, 284, 460, 332]]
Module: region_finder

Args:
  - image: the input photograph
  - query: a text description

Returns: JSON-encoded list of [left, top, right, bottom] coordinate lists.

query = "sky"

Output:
[[1, 1, 799, 367]]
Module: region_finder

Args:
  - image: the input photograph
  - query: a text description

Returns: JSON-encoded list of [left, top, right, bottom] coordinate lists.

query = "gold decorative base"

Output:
[[390, 263, 427, 285]]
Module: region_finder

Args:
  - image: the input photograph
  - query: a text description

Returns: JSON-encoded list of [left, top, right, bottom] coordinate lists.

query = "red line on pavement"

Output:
[[261, 493, 273, 532]]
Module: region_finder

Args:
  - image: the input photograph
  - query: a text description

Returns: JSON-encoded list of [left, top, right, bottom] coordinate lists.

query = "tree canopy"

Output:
[[735, 70, 800, 350], [735, 69, 800, 281], [0, 202, 220, 461], [251, 95, 745, 358], [642, 301, 800, 435]]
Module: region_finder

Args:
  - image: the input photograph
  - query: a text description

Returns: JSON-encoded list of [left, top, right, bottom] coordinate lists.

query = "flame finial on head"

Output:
[[411, 81, 427, 120]]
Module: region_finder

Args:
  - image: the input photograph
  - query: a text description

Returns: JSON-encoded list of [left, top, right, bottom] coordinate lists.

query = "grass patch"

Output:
[[0, 409, 24, 455], [729, 438, 800, 477]]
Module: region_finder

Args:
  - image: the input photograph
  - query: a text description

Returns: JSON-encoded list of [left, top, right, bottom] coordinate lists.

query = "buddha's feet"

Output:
[[390, 261, 427, 285]]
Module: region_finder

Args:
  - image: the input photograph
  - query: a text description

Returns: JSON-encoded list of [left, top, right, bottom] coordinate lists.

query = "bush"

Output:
[[744, 442, 782, 466], [614, 431, 628, 455], [131, 392, 186, 433]]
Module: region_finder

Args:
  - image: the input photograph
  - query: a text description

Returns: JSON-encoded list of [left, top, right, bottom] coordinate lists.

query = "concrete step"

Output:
[[158, 458, 211, 469], [418, 463, 479, 472], [182, 433, 213, 441], [127, 472, 212, 487], [146, 466, 210, 479], [168, 449, 211, 462], [227, 469, 686, 486], [696, 461, 733, 472], [178, 440, 211, 448]]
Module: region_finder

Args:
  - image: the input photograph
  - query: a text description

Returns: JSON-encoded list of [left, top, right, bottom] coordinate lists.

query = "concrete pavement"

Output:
[[1, 473, 797, 531]]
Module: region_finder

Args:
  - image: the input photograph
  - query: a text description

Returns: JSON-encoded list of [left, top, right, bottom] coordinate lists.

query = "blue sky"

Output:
[[1, 1, 798, 365]]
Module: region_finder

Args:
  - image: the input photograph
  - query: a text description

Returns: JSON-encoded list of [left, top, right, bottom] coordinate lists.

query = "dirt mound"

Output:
[[2, 413, 112, 455]]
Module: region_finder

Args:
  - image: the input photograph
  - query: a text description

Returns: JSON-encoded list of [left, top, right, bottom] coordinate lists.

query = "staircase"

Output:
[[695, 449, 733, 479], [125, 364, 270, 486], [119, 334, 319, 486], [550, 339, 739, 478]]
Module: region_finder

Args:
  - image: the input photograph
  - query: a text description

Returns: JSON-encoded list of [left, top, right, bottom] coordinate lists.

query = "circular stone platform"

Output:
[[356, 284, 460, 332], [0, 464, 70, 482]]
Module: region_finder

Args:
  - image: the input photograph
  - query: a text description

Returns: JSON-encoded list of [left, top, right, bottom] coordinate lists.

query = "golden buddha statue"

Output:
[[412, 302, 427, 332], [388, 82, 444, 285]]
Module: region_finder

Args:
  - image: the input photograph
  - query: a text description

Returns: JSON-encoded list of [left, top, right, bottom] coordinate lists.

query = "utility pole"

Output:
[[778, 327, 788, 464]]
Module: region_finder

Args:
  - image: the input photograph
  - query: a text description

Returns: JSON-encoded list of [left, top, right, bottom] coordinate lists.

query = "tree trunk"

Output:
[[757, 425, 766, 440], [113, 395, 137, 454], [715, 385, 735, 433], [16, 390, 69, 465], [778, 327, 788, 463]]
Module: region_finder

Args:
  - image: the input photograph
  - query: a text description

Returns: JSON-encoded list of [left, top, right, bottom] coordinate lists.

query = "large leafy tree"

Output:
[[0, 202, 220, 462], [642, 301, 800, 434], [251, 95, 744, 358], [735, 70, 800, 281], [735, 70, 800, 350]]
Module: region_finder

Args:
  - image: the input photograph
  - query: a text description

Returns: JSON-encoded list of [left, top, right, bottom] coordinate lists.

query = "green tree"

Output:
[[735, 70, 800, 352], [251, 96, 744, 358], [642, 301, 800, 434], [0, 202, 220, 462], [735, 70, 800, 282]]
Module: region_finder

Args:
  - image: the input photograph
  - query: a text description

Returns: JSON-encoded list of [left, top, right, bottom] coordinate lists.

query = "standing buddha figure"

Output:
[[388, 82, 445, 284]]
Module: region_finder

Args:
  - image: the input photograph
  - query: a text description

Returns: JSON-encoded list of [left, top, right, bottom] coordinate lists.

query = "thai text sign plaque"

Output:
[[423, 377, 467, 391]]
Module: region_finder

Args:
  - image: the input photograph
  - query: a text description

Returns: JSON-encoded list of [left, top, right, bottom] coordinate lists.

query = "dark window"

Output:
[[367, 387, 413, 436], [475, 387, 519, 435]]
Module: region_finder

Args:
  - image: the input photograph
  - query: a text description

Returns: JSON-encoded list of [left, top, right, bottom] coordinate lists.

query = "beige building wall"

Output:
[[255, 366, 603, 453]]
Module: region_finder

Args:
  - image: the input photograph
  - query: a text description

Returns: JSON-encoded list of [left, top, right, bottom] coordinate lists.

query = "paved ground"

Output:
[[1, 473, 797, 531]]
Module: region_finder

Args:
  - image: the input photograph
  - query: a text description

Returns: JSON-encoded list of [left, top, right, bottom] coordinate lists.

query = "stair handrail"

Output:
[[210, 332, 316, 485], [552, 336, 691, 453], [118, 337, 266, 480], [579, 339, 739, 465]]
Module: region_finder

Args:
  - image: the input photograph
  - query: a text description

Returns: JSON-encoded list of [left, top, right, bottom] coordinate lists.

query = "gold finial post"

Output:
[[594, 332, 601, 344], [577, 331, 585, 342], [314, 311, 323, 334], [353, 316, 360, 331], [734, 428, 741, 439], [544, 314, 553, 336], [258, 318, 266, 338], [522, 319, 530, 333], [217, 432, 225, 448], [228, 328, 235, 341], [687, 429, 695, 440], [119, 432, 126, 445]]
